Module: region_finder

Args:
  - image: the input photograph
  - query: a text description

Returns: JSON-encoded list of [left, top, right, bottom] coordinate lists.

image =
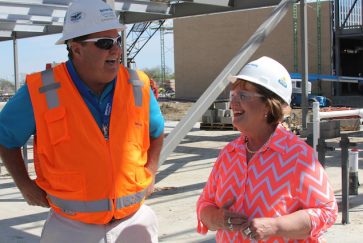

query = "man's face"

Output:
[[71, 29, 122, 92]]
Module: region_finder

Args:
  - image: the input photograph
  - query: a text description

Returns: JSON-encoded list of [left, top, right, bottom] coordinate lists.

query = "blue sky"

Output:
[[0, 25, 174, 83]]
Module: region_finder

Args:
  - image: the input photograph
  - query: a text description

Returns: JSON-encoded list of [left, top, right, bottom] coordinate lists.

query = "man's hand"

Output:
[[20, 179, 50, 208], [145, 174, 155, 198], [0, 145, 49, 208]]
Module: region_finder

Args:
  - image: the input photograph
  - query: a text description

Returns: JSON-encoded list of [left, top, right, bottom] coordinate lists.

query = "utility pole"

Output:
[[160, 25, 166, 89], [159, 22, 173, 90], [301, 0, 309, 131]]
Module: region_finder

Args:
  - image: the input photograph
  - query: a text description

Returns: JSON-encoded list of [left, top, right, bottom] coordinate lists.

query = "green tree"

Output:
[[142, 66, 174, 85], [0, 79, 15, 94]]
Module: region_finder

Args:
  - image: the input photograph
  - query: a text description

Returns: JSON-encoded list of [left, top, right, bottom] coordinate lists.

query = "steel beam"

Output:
[[159, 0, 293, 165]]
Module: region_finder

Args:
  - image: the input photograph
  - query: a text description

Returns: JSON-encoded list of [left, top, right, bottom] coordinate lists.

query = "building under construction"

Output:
[[174, 1, 363, 102]]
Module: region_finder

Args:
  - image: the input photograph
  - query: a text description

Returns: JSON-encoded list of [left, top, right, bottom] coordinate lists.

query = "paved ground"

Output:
[[1, 121, 363, 242]]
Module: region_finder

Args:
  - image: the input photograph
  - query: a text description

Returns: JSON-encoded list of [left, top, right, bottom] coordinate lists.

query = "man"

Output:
[[0, 0, 164, 242]]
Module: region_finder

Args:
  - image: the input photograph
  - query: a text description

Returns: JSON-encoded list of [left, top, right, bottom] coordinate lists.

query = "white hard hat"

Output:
[[56, 0, 125, 44], [229, 56, 292, 104]]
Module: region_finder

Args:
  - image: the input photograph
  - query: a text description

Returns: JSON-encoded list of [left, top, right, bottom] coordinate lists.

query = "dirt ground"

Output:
[[159, 101, 194, 121], [159, 100, 304, 126]]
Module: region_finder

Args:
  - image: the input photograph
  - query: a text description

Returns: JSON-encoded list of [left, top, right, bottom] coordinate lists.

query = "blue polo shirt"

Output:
[[0, 61, 164, 149]]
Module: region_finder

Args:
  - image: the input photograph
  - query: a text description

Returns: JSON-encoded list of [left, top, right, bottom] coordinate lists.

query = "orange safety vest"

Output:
[[26, 63, 151, 224]]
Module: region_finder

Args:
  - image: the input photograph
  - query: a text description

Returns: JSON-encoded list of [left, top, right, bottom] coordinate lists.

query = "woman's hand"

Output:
[[244, 217, 278, 240], [244, 211, 311, 240], [200, 198, 248, 231]]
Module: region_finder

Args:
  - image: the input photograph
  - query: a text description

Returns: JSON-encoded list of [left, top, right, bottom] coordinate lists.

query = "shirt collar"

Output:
[[65, 60, 115, 100], [265, 124, 290, 155], [226, 124, 289, 155]]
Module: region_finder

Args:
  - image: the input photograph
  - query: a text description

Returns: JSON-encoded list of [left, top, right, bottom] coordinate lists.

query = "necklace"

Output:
[[245, 141, 259, 154], [245, 135, 273, 154]]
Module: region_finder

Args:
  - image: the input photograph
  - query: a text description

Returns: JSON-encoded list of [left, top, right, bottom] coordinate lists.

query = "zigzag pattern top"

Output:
[[197, 125, 338, 243]]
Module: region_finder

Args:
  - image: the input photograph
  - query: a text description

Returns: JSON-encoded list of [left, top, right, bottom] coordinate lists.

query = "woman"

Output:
[[196, 57, 337, 242]]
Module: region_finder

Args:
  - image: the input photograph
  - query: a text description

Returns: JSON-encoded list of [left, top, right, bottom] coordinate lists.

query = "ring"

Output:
[[228, 223, 233, 231], [226, 217, 233, 230], [249, 233, 254, 240], [243, 227, 252, 236]]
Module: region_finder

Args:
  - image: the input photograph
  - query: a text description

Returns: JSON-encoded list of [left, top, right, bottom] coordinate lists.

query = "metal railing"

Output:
[[338, 0, 363, 29], [312, 102, 363, 224]]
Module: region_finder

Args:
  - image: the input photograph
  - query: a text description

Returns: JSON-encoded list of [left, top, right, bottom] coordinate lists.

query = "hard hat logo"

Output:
[[246, 63, 258, 68], [229, 56, 292, 104], [55, 0, 125, 45], [99, 8, 117, 19], [70, 12, 84, 23], [278, 77, 288, 88]]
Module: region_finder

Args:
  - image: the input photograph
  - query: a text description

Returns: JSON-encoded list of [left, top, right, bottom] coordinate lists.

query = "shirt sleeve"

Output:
[[196, 151, 223, 234], [293, 145, 338, 239], [0, 84, 36, 148], [149, 88, 164, 138]]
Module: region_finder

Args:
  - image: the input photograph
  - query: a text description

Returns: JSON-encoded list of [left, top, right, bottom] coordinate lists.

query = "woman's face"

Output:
[[230, 81, 268, 133]]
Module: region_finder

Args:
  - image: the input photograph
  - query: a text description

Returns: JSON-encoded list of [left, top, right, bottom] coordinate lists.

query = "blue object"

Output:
[[291, 93, 329, 107], [0, 61, 164, 148]]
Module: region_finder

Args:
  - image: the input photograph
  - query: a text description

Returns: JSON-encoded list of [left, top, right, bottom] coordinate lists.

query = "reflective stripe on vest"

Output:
[[127, 68, 144, 107], [47, 189, 146, 213], [39, 68, 143, 108], [39, 69, 60, 109]]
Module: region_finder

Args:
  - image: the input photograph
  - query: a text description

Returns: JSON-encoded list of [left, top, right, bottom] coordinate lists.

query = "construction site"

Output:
[[1, 0, 363, 242]]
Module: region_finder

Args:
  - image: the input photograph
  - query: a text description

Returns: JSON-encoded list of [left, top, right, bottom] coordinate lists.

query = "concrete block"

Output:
[[202, 115, 213, 124], [215, 102, 230, 110], [221, 116, 233, 124], [338, 118, 361, 131], [217, 109, 225, 118], [203, 110, 213, 117], [307, 120, 340, 139]]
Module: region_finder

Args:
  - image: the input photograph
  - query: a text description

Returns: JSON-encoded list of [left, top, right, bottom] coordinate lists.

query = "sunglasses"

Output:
[[230, 90, 264, 102], [81, 36, 122, 50]]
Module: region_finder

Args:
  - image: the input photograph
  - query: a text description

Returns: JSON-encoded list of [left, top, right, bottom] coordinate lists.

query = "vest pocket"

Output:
[[135, 165, 152, 189], [127, 119, 149, 152], [44, 107, 69, 145], [47, 171, 85, 197]]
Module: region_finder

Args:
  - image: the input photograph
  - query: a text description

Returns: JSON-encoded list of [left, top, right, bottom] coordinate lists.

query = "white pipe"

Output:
[[312, 102, 320, 156], [320, 109, 363, 119], [349, 149, 359, 172], [312, 104, 363, 155]]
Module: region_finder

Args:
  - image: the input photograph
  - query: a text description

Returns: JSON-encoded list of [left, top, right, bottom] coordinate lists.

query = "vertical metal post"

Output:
[[12, 33, 19, 91], [340, 134, 350, 224], [119, 11, 128, 67], [334, 0, 341, 95], [301, 0, 309, 130], [293, 3, 298, 72], [317, 138, 326, 167], [160, 25, 166, 89], [122, 30, 128, 67], [312, 102, 320, 155]]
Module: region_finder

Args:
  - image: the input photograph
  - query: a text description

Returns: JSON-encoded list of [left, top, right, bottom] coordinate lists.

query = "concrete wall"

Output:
[[174, 2, 333, 100]]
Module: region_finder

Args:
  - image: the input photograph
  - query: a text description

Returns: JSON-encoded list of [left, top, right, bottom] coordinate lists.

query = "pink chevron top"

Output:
[[197, 125, 338, 243]]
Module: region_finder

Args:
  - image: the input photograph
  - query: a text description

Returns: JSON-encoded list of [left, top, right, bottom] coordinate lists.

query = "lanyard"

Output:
[[66, 60, 116, 140], [66, 60, 114, 140], [77, 84, 114, 140]]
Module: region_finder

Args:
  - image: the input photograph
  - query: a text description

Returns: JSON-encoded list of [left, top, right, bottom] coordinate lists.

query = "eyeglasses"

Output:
[[81, 36, 122, 50], [229, 90, 264, 102]]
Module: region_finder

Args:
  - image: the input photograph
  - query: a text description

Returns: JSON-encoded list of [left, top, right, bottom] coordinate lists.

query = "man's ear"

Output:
[[70, 42, 82, 57]]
